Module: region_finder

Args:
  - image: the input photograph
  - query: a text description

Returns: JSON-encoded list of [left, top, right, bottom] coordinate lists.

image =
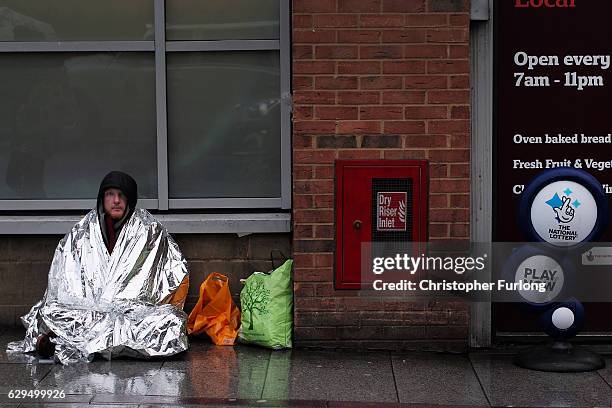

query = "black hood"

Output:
[[96, 171, 138, 219]]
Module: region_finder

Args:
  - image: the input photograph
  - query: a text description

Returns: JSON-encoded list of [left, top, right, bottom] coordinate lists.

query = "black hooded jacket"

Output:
[[96, 171, 138, 252]]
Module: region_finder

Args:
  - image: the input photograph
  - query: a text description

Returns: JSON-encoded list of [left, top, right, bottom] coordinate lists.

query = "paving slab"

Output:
[[164, 337, 230, 363], [146, 343, 270, 399], [0, 328, 32, 364], [261, 350, 397, 403], [136, 400, 326, 408], [0, 390, 93, 406], [391, 353, 489, 406], [37, 359, 164, 396], [261, 350, 293, 401], [470, 353, 612, 407], [93, 395, 187, 405], [0, 363, 53, 395], [92, 395, 325, 407], [138, 405, 241, 408], [18, 404, 135, 408], [327, 403, 477, 408], [138, 405, 244, 408]]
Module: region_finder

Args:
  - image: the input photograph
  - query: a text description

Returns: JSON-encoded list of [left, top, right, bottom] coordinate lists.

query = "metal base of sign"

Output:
[[513, 341, 605, 372]]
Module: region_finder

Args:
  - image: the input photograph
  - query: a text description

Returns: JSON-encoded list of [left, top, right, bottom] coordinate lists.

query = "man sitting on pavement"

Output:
[[7, 171, 189, 364]]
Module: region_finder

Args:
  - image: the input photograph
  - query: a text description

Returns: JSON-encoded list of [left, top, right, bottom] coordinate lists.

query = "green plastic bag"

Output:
[[238, 259, 293, 349]]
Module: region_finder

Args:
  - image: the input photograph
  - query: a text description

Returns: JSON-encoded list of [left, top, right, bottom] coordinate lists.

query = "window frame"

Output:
[[0, 0, 291, 211]]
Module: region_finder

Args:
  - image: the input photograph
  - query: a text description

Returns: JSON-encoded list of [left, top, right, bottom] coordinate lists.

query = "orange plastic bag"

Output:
[[163, 275, 190, 310], [187, 272, 241, 345]]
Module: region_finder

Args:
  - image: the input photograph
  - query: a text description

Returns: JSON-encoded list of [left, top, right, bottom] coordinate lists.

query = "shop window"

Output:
[[0, 0, 154, 41], [0, 52, 157, 200], [167, 51, 281, 200], [165, 0, 279, 41]]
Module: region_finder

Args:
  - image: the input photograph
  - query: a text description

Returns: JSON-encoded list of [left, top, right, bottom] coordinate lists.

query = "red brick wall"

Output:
[[291, 0, 471, 351]]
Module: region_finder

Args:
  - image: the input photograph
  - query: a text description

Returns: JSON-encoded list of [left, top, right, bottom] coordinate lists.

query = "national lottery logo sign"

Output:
[[530, 180, 598, 246], [546, 191, 577, 224]]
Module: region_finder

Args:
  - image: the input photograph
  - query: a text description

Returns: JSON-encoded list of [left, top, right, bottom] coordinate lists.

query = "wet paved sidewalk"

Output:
[[2, 327, 612, 407]]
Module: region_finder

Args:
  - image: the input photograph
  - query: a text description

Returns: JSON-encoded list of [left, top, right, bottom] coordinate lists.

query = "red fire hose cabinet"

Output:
[[335, 160, 429, 289]]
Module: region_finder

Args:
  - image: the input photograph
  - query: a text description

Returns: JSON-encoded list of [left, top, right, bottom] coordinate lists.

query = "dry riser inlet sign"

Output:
[[495, 0, 612, 243], [376, 192, 407, 232]]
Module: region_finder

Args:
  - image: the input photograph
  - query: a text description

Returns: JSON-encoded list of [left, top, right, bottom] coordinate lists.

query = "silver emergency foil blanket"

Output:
[[6, 209, 189, 364]]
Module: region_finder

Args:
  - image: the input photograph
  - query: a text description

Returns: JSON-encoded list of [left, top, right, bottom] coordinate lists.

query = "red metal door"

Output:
[[335, 160, 428, 289]]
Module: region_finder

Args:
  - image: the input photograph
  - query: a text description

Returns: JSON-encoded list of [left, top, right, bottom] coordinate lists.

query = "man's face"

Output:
[[103, 188, 127, 220]]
